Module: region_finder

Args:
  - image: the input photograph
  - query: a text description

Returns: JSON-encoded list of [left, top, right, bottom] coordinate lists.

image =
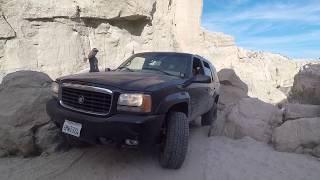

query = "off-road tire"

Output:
[[159, 111, 189, 169], [201, 103, 218, 126]]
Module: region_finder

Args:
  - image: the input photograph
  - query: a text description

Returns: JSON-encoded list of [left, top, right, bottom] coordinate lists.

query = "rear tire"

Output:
[[201, 103, 218, 126], [159, 111, 189, 169]]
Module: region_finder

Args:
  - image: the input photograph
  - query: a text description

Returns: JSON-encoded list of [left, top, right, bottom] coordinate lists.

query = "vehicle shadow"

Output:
[[32, 121, 210, 180]]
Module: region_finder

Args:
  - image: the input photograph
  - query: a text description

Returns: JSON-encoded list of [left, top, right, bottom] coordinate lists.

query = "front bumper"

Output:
[[46, 99, 165, 146]]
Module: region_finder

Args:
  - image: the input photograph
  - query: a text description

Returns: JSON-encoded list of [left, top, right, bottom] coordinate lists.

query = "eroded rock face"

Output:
[[272, 117, 320, 156], [0, 0, 159, 80], [0, 0, 207, 79], [0, 71, 63, 157], [214, 98, 283, 143], [289, 64, 320, 105], [22, 0, 154, 20]]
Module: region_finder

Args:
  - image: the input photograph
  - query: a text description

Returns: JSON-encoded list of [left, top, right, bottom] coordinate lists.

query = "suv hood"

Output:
[[58, 71, 186, 91]]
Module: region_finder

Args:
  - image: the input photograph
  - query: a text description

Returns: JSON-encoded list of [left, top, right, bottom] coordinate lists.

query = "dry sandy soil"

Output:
[[0, 123, 319, 180]]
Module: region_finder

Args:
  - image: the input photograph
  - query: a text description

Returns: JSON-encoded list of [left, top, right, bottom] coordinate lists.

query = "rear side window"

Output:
[[202, 61, 213, 81]]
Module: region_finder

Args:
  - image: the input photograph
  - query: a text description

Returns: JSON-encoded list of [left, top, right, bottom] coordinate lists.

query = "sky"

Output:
[[202, 0, 320, 59]]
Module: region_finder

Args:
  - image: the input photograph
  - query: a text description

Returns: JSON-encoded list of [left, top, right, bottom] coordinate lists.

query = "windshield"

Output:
[[117, 53, 190, 78]]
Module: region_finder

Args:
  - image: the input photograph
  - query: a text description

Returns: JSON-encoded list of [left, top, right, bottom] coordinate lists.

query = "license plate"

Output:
[[62, 120, 82, 137]]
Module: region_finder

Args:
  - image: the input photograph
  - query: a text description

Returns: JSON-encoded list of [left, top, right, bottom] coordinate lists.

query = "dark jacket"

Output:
[[88, 50, 99, 72]]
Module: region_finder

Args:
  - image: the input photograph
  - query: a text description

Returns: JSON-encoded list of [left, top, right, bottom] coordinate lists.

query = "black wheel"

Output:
[[159, 111, 189, 169], [201, 103, 218, 126], [63, 134, 89, 148]]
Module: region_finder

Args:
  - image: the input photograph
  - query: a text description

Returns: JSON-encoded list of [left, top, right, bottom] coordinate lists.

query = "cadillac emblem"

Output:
[[78, 95, 85, 104]]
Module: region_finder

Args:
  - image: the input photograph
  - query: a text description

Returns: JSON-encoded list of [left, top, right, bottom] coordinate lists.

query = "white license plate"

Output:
[[62, 120, 82, 137]]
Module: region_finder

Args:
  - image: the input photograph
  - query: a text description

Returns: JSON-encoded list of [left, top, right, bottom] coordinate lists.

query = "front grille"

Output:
[[60, 84, 112, 116]]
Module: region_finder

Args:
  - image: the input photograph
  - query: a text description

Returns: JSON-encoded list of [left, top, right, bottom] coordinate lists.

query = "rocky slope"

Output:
[[1, 0, 318, 103], [211, 63, 320, 158]]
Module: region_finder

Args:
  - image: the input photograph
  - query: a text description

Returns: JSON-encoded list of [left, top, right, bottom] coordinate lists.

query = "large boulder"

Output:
[[0, 71, 63, 157], [212, 98, 283, 143], [289, 64, 320, 105], [283, 103, 320, 120], [272, 117, 320, 157], [217, 69, 248, 109]]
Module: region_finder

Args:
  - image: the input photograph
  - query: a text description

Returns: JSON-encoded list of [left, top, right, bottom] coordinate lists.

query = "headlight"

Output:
[[117, 93, 152, 112], [51, 82, 59, 97]]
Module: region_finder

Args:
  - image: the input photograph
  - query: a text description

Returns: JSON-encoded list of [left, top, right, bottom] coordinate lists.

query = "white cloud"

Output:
[[238, 30, 320, 46]]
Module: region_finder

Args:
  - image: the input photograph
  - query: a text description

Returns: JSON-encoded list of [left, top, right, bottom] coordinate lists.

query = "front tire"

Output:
[[201, 103, 218, 126], [159, 111, 189, 169]]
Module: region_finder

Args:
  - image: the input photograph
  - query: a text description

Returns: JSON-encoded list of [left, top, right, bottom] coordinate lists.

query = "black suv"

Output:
[[47, 52, 220, 169]]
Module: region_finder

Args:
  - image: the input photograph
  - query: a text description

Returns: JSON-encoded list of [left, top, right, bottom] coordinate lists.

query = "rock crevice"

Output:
[[0, 14, 16, 39]]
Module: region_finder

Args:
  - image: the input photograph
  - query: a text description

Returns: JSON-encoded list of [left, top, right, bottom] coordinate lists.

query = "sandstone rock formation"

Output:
[[271, 100, 320, 157], [289, 64, 320, 105], [0, 71, 63, 157], [272, 117, 320, 157], [217, 68, 248, 109], [213, 98, 283, 143], [0, 0, 201, 80]]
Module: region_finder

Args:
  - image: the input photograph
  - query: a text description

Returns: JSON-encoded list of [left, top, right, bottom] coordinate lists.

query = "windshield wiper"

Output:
[[117, 67, 134, 72], [142, 67, 177, 77]]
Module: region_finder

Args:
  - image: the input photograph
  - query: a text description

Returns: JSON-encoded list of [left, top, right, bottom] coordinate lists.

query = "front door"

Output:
[[187, 57, 210, 120]]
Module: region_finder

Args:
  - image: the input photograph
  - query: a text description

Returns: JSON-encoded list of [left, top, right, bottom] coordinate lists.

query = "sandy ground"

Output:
[[0, 124, 319, 180]]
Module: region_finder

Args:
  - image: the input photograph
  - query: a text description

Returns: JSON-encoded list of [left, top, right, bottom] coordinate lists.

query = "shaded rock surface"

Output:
[[272, 117, 320, 157], [212, 97, 283, 143], [0, 71, 63, 157], [23, 0, 155, 20], [284, 103, 320, 120], [289, 64, 320, 105], [217, 68, 248, 109]]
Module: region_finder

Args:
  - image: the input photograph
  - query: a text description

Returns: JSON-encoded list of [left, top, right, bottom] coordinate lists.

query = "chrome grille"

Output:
[[60, 83, 112, 116]]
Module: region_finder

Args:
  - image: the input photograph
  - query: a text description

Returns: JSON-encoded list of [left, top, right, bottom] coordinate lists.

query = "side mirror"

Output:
[[192, 75, 211, 83], [105, 68, 111, 72]]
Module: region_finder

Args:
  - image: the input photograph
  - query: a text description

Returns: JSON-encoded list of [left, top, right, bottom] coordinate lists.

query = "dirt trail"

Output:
[[0, 124, 319, 180]]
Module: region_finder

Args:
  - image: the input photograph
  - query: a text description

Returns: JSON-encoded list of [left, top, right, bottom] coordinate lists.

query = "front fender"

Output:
[[155, 92, 190, 116]]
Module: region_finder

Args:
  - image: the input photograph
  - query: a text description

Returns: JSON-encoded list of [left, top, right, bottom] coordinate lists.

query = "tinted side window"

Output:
[[202, 61, 213, 81], [192, 57, 205, 76]]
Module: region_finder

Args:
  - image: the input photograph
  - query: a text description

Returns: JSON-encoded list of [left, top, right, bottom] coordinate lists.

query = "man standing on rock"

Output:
[[88, 48, 100, 72]]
